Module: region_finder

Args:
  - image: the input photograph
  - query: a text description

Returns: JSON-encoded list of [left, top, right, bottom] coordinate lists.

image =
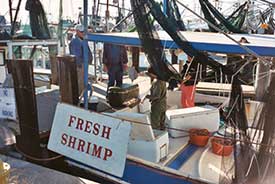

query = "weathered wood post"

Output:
[[48, 45, 59, 85], [57, 55, 79, 105], [8, 59, 41, 157]]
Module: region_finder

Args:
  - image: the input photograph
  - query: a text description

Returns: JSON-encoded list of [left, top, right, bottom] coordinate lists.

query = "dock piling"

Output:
[[8, 59, 41, 157], [57, 55, 79, 105]]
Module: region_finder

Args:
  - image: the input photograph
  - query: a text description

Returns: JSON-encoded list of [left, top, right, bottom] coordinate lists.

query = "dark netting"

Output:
[[130, 0, 181, 82], [220, 75, 255, 184], [167, 0, 186, 31], [25, 0, 51, 39], [242, 73, 275, 183], [128, 15, 155, 32], [131, 0, 275, 183], [199, 0, 247, 33], [144, 0, 232, 76], [226, 2, 248, 31]]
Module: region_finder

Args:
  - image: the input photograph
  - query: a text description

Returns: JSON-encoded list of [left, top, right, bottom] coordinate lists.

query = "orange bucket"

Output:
[[189, 128, 210, 147], [211, 136, 233, 156]]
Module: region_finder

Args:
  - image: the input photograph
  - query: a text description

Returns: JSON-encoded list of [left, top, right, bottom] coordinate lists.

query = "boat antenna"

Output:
[[58, 0, 65, 54]]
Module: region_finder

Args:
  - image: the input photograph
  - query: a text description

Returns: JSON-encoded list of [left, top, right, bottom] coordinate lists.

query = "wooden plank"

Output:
[[196, 82, 255, 96]]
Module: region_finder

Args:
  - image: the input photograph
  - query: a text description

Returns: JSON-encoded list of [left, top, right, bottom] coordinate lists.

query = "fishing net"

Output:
[[25, 0, 51, 39], [130, 0, 181, 82], [199, 0, 247, 33], [130, 0, 275, 183], [242, 73, 275, 183], [145, 0, 232, 76], [167, 0, 186, 31]]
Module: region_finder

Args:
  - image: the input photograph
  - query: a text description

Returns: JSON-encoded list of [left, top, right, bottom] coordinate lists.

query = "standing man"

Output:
[[103, 43, 128, 89], [143, 67, 167, 130], [69, 24, 92, 96]]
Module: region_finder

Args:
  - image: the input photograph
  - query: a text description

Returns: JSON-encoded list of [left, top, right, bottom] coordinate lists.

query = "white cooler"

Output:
[[109, 112, 169, 163], [165, 106, 220, 138]]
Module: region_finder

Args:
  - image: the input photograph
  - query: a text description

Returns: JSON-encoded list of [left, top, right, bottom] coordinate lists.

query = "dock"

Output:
[[0, 154, 99, 184]]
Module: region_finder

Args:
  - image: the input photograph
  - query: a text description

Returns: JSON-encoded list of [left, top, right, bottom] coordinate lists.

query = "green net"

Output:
[[130, 0, 181, 82], [25, 0, 51, 39], [199, 0, 247, 33]]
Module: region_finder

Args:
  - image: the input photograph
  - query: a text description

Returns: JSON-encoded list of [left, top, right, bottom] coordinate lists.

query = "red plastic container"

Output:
[[211, 136, 233, 156], [189, 128, 210, 147]]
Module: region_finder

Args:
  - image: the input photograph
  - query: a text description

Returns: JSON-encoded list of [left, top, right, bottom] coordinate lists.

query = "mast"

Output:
[[57, 0, 65, 54], [122, 0, 125, 17], [9, 0, 22, 36], [83, 0, 89, 109], [163, 0, 169, 15], [106, 0, 110, 32]]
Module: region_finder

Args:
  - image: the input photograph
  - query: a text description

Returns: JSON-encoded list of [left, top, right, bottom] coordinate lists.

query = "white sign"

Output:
[[48, 103, 131, 177], [0, 88, 16, 120]]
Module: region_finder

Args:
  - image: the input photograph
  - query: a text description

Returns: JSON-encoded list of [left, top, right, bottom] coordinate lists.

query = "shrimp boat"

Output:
[[52, 28, 273, 183], [1, 0, 275, 184]]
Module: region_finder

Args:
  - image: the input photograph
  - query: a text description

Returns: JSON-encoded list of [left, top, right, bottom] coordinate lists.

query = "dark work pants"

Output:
[[107, 68, 123, 88]]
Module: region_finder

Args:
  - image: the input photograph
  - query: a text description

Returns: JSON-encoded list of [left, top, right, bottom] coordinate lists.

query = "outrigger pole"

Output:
[[163, 0, 169, 15], [83, 0, 89, 109], [9, 0, 22, 36]]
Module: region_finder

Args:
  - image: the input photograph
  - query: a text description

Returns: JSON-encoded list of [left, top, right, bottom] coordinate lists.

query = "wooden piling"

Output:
[[8, 59, 41, 157], [48, 45, 59, 85], [57, 55, 79, 105]]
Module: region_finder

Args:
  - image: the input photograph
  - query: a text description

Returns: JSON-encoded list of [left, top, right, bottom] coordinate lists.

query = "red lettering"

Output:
[[84, 120, 92, 133], [68, 136, 77, 149], [77, 139, 85, 152], [103, 148, 113, 161], [92, 144, 102, 158], [86, 142, 91, 154], [61, 133, 68, 145], [68, 115, 76, 127], [76, 118, 84, 130], [101, 126, 111, 139], [93, 123, 100, 135]]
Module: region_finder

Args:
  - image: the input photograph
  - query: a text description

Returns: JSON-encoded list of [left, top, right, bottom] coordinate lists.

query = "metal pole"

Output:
[[83, 0, 89, 108], [122, 0, 125, 17], [58, 0, 65, 54], [8, 0, 13, 35], [94, 43, 97, 82], [11, 0, 22, 36], [163, 0, 168, 16], [106, 0, 110, 32]]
